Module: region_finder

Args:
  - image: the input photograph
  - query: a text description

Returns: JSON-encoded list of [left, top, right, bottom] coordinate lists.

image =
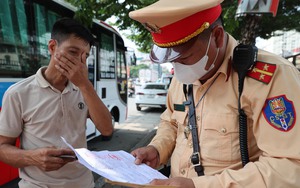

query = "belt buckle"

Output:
[[190, 152, 200, 167]]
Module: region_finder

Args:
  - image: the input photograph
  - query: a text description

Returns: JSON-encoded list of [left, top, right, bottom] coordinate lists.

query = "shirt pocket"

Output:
[[171, 110, 188, 127], [171, 110, 188, 158], [171, 111, 188, 141], [201, 114, 240, 163]]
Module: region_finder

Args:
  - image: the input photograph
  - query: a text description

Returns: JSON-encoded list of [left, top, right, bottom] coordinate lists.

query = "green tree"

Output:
[[66, 0, 156, 52], [129, 64, 149, 78], [66, 0, 300, 52], [222, 0, 300, 44]]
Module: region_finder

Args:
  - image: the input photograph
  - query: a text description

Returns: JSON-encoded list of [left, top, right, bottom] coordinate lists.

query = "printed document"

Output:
[[61, 137, 172, 187]]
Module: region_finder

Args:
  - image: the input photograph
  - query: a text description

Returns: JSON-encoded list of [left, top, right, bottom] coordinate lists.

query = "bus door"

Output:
[[86, 45, 98, 140]]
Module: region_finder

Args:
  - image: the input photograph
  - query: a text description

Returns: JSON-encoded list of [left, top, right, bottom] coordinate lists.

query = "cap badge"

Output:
[[143, 22, 161, 33]]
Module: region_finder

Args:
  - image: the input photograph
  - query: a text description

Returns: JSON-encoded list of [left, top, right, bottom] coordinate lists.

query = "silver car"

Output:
[[135, 82, 169, 111]]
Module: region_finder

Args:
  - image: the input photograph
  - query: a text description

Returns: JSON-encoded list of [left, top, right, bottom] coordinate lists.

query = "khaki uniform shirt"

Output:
[[0, 67, 94, 188], [149, 34, 300, 187]]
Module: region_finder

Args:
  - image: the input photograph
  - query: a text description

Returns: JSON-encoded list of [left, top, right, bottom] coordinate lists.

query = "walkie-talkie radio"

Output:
[[233, 44, 258, 83], [233, 43, 258, 166]]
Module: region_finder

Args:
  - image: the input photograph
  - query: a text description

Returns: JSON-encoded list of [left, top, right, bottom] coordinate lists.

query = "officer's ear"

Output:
[[211, 25, 224, 48]]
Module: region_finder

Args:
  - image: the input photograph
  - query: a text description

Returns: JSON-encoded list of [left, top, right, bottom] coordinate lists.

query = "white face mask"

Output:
[[172, 33, 219, 84]]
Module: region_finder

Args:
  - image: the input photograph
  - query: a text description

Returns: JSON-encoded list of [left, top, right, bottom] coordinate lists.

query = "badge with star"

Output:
[[247, 61, 276, 84]]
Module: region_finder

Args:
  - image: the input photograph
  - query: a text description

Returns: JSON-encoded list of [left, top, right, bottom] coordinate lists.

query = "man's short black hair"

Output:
[[51, 18, 94, 47]]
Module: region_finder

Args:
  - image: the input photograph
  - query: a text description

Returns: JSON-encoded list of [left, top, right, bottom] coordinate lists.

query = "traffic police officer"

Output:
[[130, 0, 300, 187]]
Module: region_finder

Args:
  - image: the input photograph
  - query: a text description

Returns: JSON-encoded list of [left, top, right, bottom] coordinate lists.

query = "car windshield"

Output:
[[143, 84, 166, 90]]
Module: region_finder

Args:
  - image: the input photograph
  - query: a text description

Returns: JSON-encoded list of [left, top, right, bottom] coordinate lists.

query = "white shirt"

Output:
[[0, 67, 94, 188]]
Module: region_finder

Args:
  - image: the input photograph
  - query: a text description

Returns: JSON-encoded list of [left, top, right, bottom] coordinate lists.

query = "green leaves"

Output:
[[66, 0, 300, 52]]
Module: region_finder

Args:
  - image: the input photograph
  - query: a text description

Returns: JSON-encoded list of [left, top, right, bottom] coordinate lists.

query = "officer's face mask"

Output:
[[172, 33, 219, 84]]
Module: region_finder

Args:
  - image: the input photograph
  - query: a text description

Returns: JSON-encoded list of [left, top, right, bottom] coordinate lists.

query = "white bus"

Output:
[[0, 0, 129, 185]]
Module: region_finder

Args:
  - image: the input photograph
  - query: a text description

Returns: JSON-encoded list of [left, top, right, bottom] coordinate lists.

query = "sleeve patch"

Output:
[[247, 61, 276, 84], [263, 95, 296, 132]]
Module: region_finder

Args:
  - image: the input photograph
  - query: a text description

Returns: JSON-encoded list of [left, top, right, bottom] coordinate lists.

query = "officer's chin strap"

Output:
[[184, 84, 204, 176]]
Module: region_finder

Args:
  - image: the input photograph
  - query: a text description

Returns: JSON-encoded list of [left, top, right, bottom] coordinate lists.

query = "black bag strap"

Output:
[[185, 84, 204, 176]]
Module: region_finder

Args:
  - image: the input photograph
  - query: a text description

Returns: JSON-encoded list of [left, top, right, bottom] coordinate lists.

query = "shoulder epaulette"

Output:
[[247, 61, 276, 84]]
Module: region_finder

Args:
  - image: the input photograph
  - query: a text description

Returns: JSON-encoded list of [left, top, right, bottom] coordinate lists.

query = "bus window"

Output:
[[33, 3, 61, 72], [99, 33, 115, 79], [117, 49, 127, 104], [0, 0, 28, 78], [87, 46, 97, 87], [35, 4, 50, 60]]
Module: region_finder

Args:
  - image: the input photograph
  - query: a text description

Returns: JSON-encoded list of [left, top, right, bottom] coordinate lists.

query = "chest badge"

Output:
[[263, 95, 296, 132]]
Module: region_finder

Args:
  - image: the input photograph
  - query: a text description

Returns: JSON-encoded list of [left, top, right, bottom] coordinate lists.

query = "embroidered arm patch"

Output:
[[263, 95, 296, 132]]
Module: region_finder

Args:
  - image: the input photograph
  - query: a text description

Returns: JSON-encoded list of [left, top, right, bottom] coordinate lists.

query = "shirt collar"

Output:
[[193, 33, 237, 86], [36, 67, 78, 92], [215, 33, 236, 82]]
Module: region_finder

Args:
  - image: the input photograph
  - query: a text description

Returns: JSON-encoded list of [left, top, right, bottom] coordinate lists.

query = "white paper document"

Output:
[[61, 137, 168, 186]]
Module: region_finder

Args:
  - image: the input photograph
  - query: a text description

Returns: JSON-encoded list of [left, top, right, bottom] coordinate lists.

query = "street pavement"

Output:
[[88, 108, 161, 153]]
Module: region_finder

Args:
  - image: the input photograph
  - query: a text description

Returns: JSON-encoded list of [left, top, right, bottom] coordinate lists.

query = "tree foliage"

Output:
[[222, 0, 300, 40], [66, 0, 300, 52], [129, 64, 149, 78], [66, 0, 155, 52]]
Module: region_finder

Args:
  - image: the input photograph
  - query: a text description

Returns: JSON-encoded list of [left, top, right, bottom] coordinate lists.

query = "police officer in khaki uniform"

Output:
[[129, 0, 300, 187]]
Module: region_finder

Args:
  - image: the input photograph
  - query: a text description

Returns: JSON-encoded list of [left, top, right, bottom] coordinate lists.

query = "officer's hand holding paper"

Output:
[[61, 137, 171, 187]]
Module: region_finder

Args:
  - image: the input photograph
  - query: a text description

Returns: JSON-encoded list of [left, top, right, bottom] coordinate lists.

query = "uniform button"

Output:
[[196, 116, 200, 121], [221, 128, 227, 133], [189, 142, 193, 148], [180, 169, 186, 175]]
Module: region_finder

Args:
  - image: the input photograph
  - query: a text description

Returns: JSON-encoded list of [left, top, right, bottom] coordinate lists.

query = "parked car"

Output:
[[135, 82, 169, 111]]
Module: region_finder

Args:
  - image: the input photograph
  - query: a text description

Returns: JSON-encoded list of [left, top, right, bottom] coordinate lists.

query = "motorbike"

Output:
[[128, 87, 135, 98]]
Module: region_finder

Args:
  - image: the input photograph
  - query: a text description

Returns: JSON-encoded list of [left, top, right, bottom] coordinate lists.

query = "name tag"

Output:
[[174, 104, 185, 112]]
